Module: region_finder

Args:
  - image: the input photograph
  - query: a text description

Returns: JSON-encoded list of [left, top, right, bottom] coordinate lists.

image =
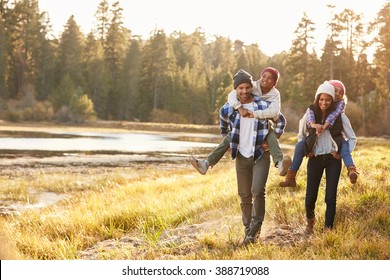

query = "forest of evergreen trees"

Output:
[[0, 0, 389, 136]]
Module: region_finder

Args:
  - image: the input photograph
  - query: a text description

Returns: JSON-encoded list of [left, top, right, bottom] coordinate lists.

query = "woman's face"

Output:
[[318, 93, 333, 112]]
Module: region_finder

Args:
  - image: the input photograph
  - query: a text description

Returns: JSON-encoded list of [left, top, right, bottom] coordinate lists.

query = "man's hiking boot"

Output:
[[279, 170, 297, 187], [189, 155, 209, 175], [347, 165, 358, 184], [240, 235, 255, 247], [277, 155, 292, 176], [239, 227, 260, 247]]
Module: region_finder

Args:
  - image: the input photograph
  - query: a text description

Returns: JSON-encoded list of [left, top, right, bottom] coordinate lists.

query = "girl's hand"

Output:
[[316, 125, 325, 135]]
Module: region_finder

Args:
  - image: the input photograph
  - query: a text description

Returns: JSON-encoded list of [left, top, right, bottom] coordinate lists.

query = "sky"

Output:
[[38, 0, 388, 57]]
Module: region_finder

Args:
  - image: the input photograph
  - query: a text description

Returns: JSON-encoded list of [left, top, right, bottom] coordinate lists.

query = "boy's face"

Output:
[[260, 71, 276, 91], [334, 86, 344, 102], [236, 83, 253, 104]]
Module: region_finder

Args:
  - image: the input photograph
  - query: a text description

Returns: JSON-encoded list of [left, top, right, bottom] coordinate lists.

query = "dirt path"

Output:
[[79, 215, 309, 259]]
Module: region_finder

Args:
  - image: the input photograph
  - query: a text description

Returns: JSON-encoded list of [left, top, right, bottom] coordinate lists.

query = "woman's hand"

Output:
[[331, 152, 341, 160]]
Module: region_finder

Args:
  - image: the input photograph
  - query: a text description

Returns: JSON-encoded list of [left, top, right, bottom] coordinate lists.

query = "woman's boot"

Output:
[[279, 170, 297, 187], [305, 218, 315, 235]]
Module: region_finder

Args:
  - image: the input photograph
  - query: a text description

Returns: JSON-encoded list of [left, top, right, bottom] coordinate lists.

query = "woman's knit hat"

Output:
[[329, 80, 346, 95], [315, 81, 335, 100], [233, 69, 253, 89], [260, 67, 280, 85]]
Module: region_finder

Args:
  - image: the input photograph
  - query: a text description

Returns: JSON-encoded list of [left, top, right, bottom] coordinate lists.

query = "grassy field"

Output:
[[0, 122, 389, 260]]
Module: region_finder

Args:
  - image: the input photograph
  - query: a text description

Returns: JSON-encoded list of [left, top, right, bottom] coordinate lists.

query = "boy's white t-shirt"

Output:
[[227, 79, 281, 119], [238, 102, 255, 158]]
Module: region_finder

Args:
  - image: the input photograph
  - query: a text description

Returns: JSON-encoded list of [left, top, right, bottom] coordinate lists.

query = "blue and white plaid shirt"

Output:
[[219, 96, 286, 161]]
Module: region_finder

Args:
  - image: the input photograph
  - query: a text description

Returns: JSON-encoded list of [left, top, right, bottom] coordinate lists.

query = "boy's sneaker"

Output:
[[278, 155, 292, 176], [189, 156, 210, 175]]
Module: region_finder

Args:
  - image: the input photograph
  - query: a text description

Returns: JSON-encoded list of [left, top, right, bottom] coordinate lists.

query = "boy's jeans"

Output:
[[340, 139, 354, 167], [290, 138, 353, 172], [290, 140, 305, 171]]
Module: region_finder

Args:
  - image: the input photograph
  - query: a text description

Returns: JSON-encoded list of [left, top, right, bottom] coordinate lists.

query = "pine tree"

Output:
[[94, 0, 110, 43], [204, 36, 236, 116], [0, 12, 9, 99], [285, 12, 318, 107], [138, 29, 171, 121], [104, 1, 129, 119], [5, 0, 49, 98], [245, 43, 268, 80], [233, 40, 249, 71], [56, 15, 86, 106], [84, 32, 108, 119], [120, 38, 142, 120], [368, 2, 390, 134], [371, 2, 390, 101]]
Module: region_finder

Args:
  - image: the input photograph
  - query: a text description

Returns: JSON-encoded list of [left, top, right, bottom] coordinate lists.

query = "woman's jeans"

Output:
[[235, 151, 270, 236], [305, 154, 342, 229]]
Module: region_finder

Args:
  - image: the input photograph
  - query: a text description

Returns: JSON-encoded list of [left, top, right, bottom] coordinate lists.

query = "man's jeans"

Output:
[[235, 151, 271, 235]]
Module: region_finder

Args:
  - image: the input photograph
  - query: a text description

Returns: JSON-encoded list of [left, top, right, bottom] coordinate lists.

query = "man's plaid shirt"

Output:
[[219, 96, 286, 161]]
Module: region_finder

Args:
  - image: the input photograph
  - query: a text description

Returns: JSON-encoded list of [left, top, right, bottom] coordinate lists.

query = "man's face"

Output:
[[236, 83, 253, 104]]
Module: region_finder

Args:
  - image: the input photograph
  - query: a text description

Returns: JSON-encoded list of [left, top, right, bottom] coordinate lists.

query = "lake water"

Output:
[[0, 130, 218, 154], [0, 129, 220, 214]]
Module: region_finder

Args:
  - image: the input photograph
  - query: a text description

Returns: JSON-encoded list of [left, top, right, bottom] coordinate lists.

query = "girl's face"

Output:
[[318, 93, 333, 112], [334, 86, 344, 102]]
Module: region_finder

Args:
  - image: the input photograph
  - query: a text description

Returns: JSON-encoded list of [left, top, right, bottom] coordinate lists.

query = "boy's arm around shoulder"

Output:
[[272, 112, 286, 138], [219, 103, 230, 136], [227, 89, 242, 109], [252, 88, 281, 119]]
